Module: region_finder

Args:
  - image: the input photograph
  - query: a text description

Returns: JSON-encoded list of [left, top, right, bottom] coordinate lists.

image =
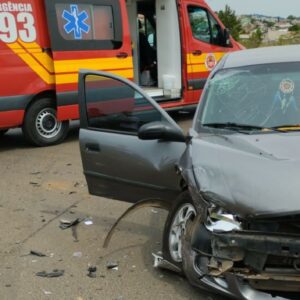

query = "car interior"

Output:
[[126, 0, 182, 101]]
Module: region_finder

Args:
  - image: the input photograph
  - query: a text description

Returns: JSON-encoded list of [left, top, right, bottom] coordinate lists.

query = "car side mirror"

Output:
[[138, 121, 186, 142]]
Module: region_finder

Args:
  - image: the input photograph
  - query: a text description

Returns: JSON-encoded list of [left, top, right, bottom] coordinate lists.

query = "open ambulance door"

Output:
[[44, 0, 133, 121]]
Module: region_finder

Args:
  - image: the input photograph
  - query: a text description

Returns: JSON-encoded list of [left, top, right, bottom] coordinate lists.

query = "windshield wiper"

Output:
[[202, 122, 269, 131], [202, 122, 283, 133]]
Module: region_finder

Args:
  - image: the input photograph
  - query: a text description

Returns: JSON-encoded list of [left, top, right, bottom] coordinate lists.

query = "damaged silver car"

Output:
[[78, 45, 300, 299]]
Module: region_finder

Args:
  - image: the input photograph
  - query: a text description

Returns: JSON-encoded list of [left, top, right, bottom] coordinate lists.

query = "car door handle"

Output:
[[192, 50, 202, 56], [116, 52, 128, 59], [85, 143, 100, 153]]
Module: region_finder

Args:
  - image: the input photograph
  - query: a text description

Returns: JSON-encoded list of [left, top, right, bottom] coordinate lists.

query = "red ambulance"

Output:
[[0, 0, 242, 146]]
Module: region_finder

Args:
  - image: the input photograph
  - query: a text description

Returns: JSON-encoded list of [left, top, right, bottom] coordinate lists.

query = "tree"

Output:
[[218, 5, 242, 40], [289, 24, 300, 32], [241, 28, 264, 48], [287, 15, 296, 20], [262, 20, 275, 28], [250, 28, 263, 47]]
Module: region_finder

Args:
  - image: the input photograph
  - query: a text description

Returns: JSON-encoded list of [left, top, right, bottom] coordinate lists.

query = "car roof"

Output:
[[222, 45, 300, 69]]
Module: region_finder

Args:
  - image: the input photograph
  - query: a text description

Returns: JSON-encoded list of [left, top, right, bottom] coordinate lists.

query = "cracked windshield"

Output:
[[200, 63, 300, 131]]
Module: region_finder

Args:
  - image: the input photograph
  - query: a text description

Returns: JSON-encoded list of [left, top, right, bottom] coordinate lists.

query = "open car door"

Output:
[[78, 71, 186, 203]]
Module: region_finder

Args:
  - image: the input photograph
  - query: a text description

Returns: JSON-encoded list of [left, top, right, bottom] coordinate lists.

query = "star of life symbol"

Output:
[[62, 5, 90, 39]]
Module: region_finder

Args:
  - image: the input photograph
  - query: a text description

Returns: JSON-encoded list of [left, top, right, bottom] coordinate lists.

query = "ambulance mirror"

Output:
[[223, 28, 232, 47]]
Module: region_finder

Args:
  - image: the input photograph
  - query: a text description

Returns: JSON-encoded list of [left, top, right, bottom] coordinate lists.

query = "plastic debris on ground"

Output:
[[87, 266, 97, 278], [36, 269, 65, 278], [73, 251, 82, 258], [84, 218, 93, 226]]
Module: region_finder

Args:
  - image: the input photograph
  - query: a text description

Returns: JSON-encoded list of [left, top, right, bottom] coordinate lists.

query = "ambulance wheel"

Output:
[[162, 191, 196, 269], [0, 129, 8, 137], [22, 98, 69, 147]]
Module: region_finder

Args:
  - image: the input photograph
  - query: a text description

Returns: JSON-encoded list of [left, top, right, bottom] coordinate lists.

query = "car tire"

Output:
[[22, 98, 69, 147], [162, 191, 197, 269], [0, 129, 8, 137]]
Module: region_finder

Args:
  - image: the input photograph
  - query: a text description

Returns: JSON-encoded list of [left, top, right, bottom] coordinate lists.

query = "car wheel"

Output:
[[22, 98, 69, 147], [162, 191, 197, 269], [0, 129, 8, 137]]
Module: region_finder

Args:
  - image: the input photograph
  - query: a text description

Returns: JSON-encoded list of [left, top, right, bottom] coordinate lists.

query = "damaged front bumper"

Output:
[[182, 215, 300, 300]]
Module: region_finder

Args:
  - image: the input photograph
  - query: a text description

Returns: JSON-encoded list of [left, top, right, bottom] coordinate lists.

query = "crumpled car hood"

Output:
[[191, 132, 300, 218]]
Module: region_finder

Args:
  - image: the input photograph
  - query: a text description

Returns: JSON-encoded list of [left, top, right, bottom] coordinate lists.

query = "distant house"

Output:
[[239, 34, 250, 40], [264, 28, 291, 42], [275, 21, 292, 30]]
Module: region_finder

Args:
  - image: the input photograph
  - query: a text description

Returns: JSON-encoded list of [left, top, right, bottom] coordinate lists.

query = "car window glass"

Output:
[[85, 74, 167, 133], [188, 6, 211, 43]]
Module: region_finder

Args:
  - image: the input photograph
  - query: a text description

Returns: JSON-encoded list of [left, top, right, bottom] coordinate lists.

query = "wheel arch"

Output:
[[180, 178, 188, 191], [24, 90, 57, 116], [22, 91, 69, 146]]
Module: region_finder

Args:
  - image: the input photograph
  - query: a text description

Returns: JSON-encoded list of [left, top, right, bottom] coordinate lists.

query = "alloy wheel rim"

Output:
[[169, 203, 196, 262]]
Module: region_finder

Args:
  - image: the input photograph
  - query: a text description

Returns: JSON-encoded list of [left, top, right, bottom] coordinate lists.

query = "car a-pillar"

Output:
[[22, 97, 69, 146]]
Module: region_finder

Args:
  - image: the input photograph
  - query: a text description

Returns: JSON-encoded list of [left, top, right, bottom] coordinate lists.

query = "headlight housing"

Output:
[[205, 205, 242, 232]]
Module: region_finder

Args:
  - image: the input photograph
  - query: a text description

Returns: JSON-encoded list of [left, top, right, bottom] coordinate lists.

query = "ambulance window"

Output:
[[45, 0, 123, 51], [55, 4, 114, 41], [188, 6, 210, 43], [209, 13, 224, 46]]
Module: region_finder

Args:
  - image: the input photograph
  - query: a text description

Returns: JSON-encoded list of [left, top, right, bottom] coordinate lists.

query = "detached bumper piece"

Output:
[[211, 231, 300, 292]]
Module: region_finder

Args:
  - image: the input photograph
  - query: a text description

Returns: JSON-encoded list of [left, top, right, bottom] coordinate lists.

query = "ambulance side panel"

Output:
[[0, 0, 54, 128], [44, 0, 133, 121]]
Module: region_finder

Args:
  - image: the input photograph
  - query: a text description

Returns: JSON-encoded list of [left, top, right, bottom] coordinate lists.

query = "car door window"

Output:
[[188, 6, 225, 46], [188, 6, 210, 43], [84, 74, 168, 133]]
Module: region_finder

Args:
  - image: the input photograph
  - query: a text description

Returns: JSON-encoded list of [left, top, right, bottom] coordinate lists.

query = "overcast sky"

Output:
[[206, 0, 300, 18]]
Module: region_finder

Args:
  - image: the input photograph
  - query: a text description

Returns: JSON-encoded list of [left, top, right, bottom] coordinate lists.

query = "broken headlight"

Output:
[[205, 206, 242, 232]]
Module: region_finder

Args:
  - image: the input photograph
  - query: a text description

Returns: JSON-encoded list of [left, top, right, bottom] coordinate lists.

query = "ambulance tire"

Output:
[[0, 129, 8, 137], [22, 98, 69, 147]]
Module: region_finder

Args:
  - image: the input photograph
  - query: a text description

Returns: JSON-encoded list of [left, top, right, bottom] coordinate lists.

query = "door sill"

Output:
[[142, 87, 164, 98], [142, 87, 182, 103]]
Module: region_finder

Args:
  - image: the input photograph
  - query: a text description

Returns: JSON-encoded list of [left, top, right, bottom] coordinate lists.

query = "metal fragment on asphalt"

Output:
[[30, 250, 47, 257], [152, 253, 181, 273], [59, 218, 81, 229], [106, 261, 119, 270]]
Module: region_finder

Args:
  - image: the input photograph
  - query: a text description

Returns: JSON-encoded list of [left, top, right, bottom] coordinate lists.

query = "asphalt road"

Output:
[[0, 113, 223, 300]]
